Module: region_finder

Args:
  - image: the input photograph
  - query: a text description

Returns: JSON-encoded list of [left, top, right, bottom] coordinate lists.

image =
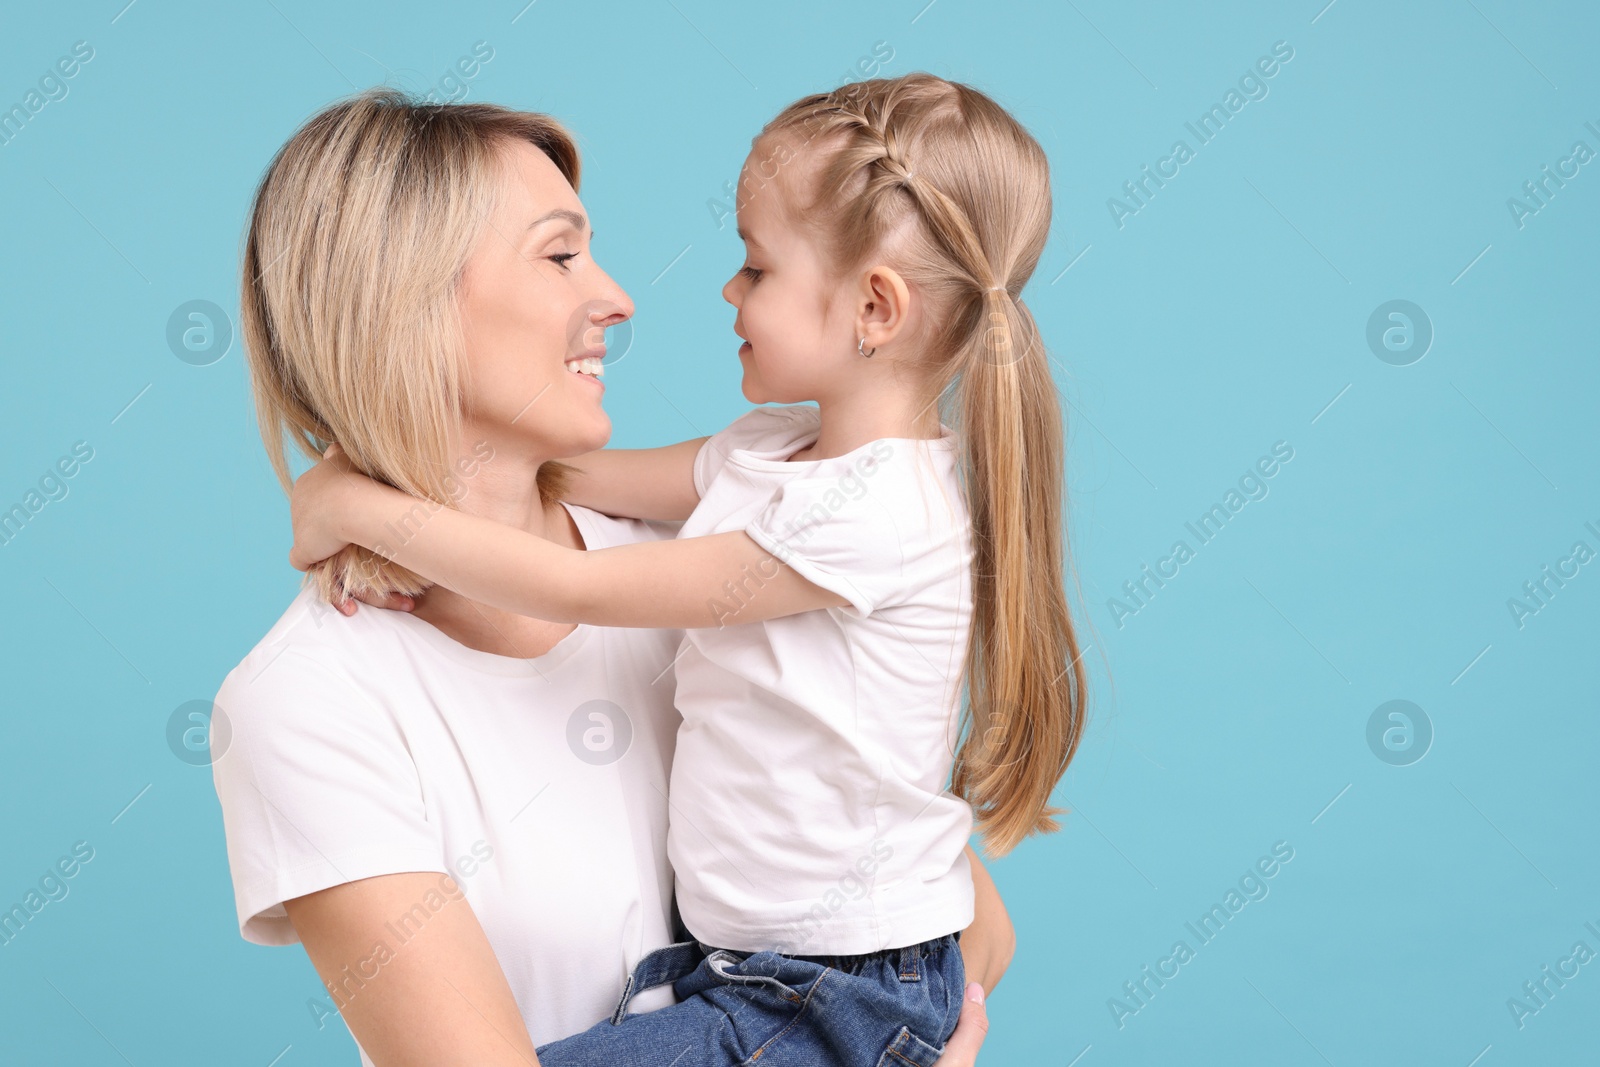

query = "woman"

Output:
[[210, 89, 1009, 1065]]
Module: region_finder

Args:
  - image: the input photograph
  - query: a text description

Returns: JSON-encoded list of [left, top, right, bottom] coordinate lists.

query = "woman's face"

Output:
[[457, 139, 633, 460]]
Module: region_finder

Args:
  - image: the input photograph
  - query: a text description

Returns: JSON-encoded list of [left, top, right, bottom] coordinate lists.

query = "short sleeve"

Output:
[[630, 518, 684, 544], [566, 504, 682, 549], [209, 650, 445, 945], [742, 466, 912, 620], [693, 405, 819, 496]]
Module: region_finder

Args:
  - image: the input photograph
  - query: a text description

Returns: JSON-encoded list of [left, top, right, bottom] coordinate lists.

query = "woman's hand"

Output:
[[289, 444, 366, 572], [932, 983, 990, 1066]]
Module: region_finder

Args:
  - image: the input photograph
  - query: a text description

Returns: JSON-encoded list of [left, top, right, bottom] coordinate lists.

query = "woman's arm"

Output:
[[290, 450, 848, 629], [931, 987, 990, 1066], [285, 872, 542, 1066], [926, 846, 1013, 1066], [562, 437, 709, 522]]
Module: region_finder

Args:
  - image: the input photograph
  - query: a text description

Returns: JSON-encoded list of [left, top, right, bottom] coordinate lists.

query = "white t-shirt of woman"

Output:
[[210, 503, 682, 1063]]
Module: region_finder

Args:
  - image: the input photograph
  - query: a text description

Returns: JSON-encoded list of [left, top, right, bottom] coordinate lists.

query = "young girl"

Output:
[[290, 72, 1087, 1066]]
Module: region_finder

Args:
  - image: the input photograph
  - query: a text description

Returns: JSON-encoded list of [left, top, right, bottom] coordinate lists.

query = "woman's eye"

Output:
[[738, 265, 762, 282], [550, 253, 580, 271]]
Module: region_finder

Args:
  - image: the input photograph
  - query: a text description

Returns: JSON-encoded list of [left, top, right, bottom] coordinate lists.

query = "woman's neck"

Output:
[[406, 446, 586, 658]]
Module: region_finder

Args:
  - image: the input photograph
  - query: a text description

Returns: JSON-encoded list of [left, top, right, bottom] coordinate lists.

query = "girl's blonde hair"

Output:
[[762, 73, 1088, 856], [241, 88, 579, 602]]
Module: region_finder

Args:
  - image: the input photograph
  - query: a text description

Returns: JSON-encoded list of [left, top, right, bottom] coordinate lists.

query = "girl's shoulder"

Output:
[[694, 405, 821, 494], [721, 403, 820, 446]]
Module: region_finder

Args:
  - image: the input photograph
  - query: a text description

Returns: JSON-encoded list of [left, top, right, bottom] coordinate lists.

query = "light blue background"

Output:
[[1, 1, 1595, 1063]]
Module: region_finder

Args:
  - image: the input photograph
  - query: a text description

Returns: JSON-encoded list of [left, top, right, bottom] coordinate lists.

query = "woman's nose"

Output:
[[589, 265, 634, 324]]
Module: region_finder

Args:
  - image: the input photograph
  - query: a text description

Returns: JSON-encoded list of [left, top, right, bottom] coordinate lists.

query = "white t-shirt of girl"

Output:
[[210, 503, 682, 1062], [668, 403, 976, 956]]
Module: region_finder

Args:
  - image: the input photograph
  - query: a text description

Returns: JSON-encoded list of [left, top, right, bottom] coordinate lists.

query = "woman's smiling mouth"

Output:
[[565, 348, 606, 389]]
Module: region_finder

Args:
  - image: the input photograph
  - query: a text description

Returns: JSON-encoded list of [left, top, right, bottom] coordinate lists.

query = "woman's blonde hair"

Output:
[[241, 88, 579, 602], [762, 73, 1089, 856]]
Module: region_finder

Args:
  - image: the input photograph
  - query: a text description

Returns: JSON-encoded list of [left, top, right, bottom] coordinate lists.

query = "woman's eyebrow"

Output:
[[527, 208, 588, 233]]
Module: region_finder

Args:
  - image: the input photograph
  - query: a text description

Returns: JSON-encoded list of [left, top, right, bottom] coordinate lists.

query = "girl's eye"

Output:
[[550, 253, 580, 271], [738, 265, 763, 282]]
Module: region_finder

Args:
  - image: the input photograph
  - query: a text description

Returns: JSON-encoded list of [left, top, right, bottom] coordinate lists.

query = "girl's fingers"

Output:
[[329, 578, 356, 616], [351, 589, 416, 613]]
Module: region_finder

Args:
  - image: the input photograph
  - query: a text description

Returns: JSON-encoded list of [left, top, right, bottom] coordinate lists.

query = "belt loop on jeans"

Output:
[[897, 943, 922, 982], [610, 941, 705, 1025]]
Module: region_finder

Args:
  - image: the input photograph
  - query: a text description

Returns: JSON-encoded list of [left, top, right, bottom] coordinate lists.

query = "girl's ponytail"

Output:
[[952, 284, 1086, 856]]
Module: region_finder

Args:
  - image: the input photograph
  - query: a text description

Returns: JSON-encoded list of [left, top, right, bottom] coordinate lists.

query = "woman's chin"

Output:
[[575, 409, 612, 451], [528, 410, 611, 459]]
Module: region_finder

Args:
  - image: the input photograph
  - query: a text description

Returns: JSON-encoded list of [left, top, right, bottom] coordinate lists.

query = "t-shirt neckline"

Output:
[[730, 406, 956, 471], [383, 500, 599, 678]]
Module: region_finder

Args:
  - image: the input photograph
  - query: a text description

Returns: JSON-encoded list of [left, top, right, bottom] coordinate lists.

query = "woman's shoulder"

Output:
[[214, 584, 410, 726]]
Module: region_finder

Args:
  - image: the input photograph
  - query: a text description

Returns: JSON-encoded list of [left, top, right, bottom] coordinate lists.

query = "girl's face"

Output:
[[458, 139, 633, 459], [721, 142, 859, 405]]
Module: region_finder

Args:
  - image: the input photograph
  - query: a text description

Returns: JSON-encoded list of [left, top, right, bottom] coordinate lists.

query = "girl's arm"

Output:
[[284, 873, 543, 1066], [291, 451, 849, 628], [562, 436, 709, 522]]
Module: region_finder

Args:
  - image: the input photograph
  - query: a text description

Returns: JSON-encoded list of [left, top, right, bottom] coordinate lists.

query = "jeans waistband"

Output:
[[696, 930, 961, 980]]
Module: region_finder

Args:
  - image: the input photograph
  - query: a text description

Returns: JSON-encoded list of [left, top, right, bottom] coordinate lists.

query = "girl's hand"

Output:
[[931, 984, 990, 1066], [320, 588, 416, 620], [329, 589, 418, 617], [289, 443, 365, 572]]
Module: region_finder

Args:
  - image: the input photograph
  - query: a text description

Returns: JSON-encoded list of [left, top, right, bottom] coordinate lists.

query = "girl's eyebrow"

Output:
[[735, 225, 763, 249]]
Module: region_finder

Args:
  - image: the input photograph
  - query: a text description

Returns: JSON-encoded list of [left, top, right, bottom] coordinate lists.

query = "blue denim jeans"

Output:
[[534, 933, 964, 1067]]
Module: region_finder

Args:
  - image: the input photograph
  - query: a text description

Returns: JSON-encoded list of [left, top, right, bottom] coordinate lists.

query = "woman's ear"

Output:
[[856, 265, 912, 352]]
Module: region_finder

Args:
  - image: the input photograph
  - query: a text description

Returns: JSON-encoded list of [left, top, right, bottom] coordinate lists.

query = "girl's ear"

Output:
[[857, 265, 912, 352]]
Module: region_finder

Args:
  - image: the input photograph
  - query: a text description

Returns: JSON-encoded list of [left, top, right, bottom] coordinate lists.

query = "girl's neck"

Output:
[[794, 392, 943, 461]]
